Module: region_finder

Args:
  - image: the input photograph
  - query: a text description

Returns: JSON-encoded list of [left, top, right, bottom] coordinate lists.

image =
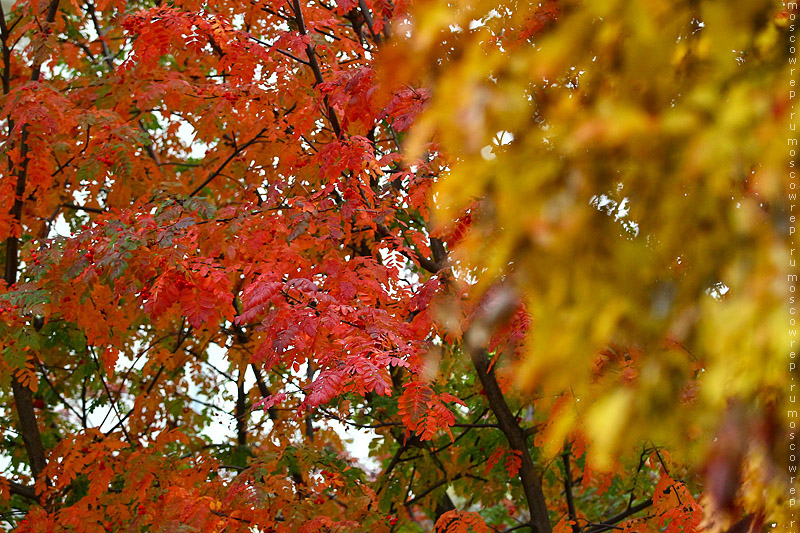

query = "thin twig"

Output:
[[288, 0, 342, 137], [582, 499, 653, 533], [189, 128, 268, 196], [562, 446, 577, 532], [61, 203, 105, 214]]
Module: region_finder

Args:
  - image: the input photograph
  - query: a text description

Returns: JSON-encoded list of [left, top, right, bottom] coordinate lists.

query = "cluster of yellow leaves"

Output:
[[386, 0, 793, 523]]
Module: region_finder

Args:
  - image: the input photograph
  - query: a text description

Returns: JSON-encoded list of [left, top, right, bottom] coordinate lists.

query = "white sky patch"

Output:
[[494, 130, 514, 145], [707, 281, 730, 299], [480, 131, 514, 160], [195, 345, 379, 471], [177, 121, 209, 159], [327, 420, 380, 474], [51, 215, 73, 238]]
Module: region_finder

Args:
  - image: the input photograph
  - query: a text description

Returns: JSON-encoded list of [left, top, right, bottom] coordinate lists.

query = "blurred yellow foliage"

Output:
[[387, 0, 795, 523]]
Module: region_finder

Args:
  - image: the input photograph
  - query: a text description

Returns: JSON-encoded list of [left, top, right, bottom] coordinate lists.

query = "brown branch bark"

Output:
[[562, 448, 578, 532], [9, 380, 46, 481], [3, 0, 62, 492], [304, 358, 315, 442], [235, 372, 247, 447], [61, 202, 105, 214], [8, 480, 37, 501], [469, 348, 551, 533], [357, 0, 381, 44], [251, 364, 279, 420], [583, 499, 653, 533], [461, 282, 551, 533], [188, 128, 267, 196], [289, 0, 342, 137], [404, 473, 463, 507]]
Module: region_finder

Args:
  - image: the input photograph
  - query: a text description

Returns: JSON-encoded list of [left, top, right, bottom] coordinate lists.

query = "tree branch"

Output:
[[583, 499, 653, 533], [275, 47, 311, 65], [87, 1, 162, 167], [404, 473, 463, 507], [104, 324, 188, 437], [376, 442, 407, 494], [357, 0, 381, 44], [288, 0, 342, 137], [562, 447, 578, 532], [251, 364, 279, 420], [189, 128, 267, 197], [8, 480, 36, 501], [235, 370, 248, 447], [61, 202, 105, 214], [468, 348, 551, 533], [4, 0, 62, 492], [37, 362, 82, 421]]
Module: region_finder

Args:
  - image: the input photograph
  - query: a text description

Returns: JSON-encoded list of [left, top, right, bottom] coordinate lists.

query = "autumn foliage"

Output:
[[0, 0, 793, 531]]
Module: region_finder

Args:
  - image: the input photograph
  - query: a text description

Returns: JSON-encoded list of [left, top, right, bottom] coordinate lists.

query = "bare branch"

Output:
[[189, 128, 268, 197], [582, 499, 653, 533]]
